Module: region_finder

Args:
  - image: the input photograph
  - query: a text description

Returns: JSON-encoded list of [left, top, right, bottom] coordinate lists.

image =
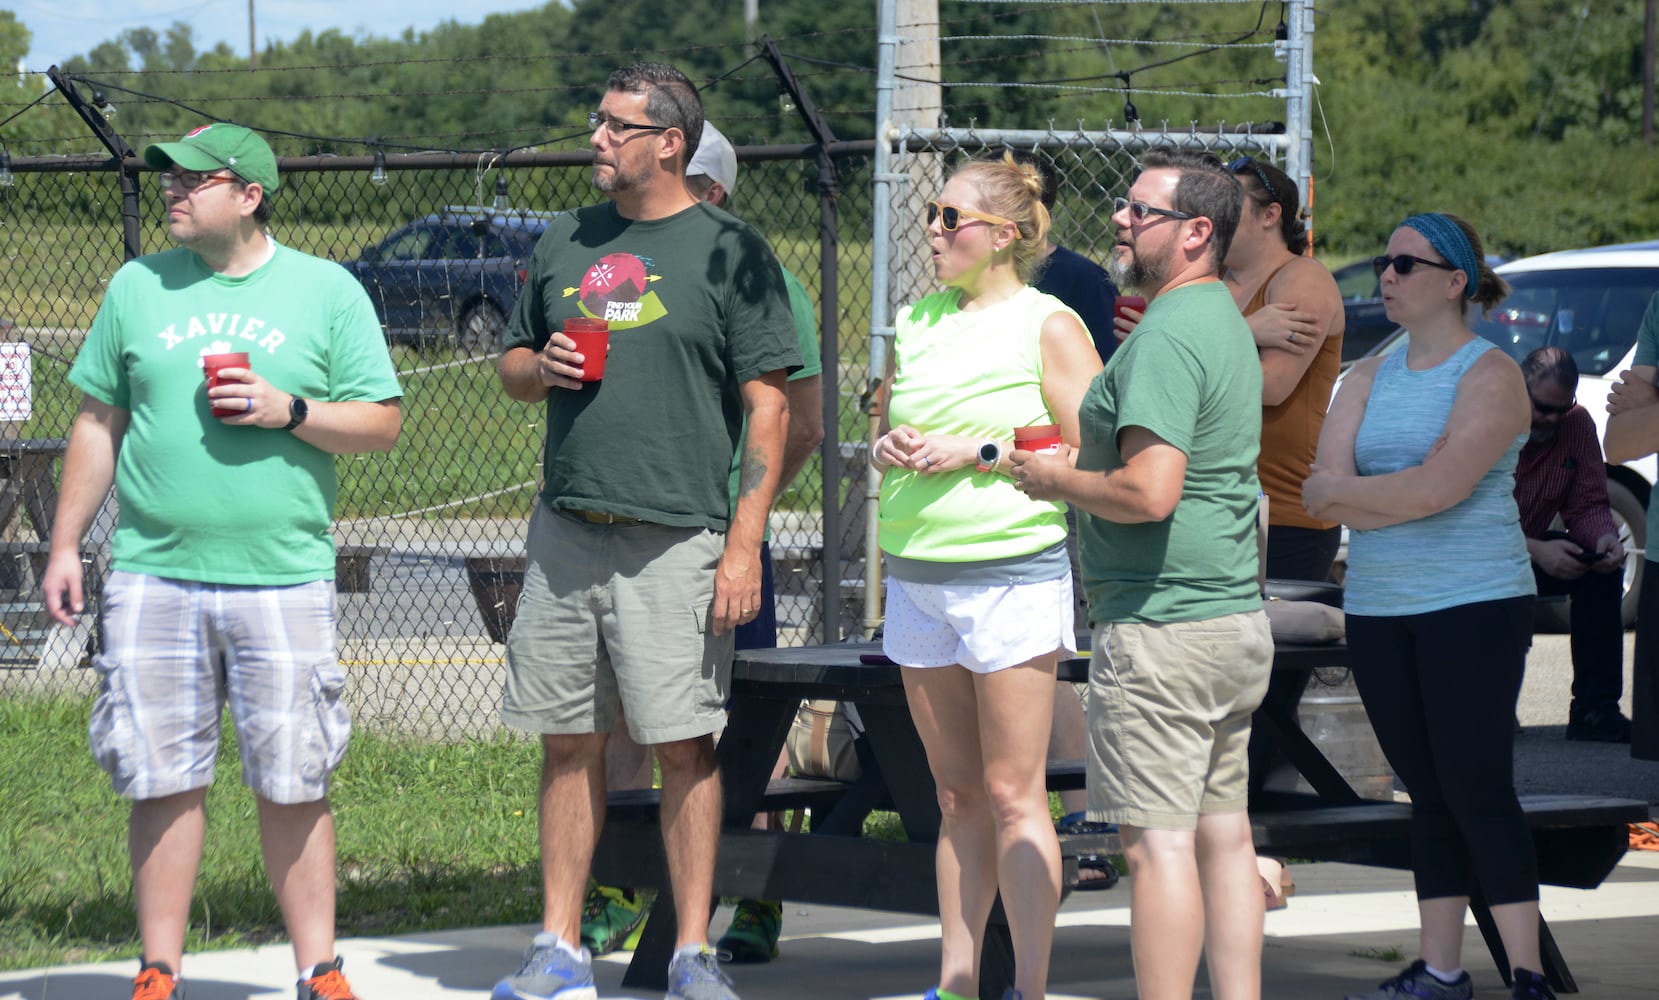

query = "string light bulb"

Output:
[[493, 174, 510, 212], [777, 86, 796, 115], [0, 148, 13, 188], [370, 146, 388, 187]]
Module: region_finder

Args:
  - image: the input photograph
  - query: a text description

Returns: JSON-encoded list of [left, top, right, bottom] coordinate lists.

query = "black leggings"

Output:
[[1347, 597, 1540, 905]]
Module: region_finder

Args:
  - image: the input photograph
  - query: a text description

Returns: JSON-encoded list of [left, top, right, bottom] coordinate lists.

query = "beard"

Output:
[[593, 157, 654, 194], [1107, 237, 1173, 296], [1528, 422, 1560, 446]]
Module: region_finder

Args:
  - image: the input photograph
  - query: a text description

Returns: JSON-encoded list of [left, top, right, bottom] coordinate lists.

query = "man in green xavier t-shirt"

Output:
[[492, 65, 800, 1000], [41, 124, 402, 1000], [1011, 149, 1270, 1000]]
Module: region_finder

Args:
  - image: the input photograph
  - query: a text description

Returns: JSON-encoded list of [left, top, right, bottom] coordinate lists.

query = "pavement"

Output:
[[3, 854, 1658, 999], [1, 633, 1655, 1000]]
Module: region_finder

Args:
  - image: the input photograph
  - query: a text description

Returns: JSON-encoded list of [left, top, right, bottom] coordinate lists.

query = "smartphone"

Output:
[[1574, 548, 1608, 564]]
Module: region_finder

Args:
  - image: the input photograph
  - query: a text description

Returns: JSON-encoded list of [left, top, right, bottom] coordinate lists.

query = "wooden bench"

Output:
[[1250, 793, 1650, 994], [591, 762, 1117, 912]]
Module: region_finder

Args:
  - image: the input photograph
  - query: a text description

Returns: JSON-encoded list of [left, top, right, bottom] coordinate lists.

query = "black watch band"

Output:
[[283, 396, 309, 431]]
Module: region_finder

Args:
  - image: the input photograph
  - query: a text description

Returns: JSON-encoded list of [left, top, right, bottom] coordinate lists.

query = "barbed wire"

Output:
[[939, 34, 1271, 49]]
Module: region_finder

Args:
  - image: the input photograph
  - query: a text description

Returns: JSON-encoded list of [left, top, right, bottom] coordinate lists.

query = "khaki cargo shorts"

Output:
[[1086, 610, 1273, 830]]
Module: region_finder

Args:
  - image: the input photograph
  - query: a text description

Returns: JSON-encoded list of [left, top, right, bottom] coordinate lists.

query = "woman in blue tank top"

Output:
[[1303, 214, 1555, 1000]]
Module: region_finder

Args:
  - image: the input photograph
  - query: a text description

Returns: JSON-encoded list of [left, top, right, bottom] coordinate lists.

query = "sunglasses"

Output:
[[1113, 196, 1196, 224], [1228, 157, 1280, 203], [1372, 253, 1459, 278], [1530, 395, 1575, 416], [588, 110, 672, 137], [925, 201, 1013, 231], [159, 170, 238, 193]]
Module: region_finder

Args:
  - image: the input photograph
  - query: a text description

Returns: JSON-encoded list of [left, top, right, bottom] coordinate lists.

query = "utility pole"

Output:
[[1645, 0, 1655, 145], [248, 0, 257, 70], [891, 0, 942, 312]]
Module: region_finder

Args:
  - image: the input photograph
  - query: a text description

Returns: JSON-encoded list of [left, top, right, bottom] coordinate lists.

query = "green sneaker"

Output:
[[715, 898, 781, 964], [579, 883, 648, 956]]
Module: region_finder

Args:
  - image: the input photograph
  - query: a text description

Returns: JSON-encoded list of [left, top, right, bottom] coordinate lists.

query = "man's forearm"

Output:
[[1605, 402, 1659, 463], [498, 346, 552, 402], [292, 399, 401, 455], [729, 404, 789, 554], [779, 375, 824, 489], [49, 403, 127, 557]]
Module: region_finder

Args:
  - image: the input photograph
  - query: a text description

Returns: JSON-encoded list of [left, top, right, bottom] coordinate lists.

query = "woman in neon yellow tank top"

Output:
[[871, 153, 1102, 1000]]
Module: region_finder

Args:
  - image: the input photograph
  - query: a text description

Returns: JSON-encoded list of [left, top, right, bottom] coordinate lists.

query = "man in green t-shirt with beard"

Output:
[[42, 123, 402, 1000], [1011, 148, 1270, 1000], [491, 63, 800, 1000]]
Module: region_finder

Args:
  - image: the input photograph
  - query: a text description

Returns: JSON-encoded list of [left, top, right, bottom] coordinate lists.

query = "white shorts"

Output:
[[882, 573, 1078, 673]]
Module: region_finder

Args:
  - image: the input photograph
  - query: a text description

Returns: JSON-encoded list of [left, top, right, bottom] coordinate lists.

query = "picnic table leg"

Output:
[[1538, 915, 1577, 994], [620, 888, 681, 991], [978, 895, 1017, 1000], [619, 695, 794, 990], [1468, 890, 1579, 995]]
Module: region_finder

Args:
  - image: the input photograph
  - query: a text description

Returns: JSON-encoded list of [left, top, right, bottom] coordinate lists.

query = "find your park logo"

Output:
[[565, 252, 666, 328]]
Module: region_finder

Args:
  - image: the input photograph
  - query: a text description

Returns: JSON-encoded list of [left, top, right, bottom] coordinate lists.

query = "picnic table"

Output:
[[590, 638, 1647, 997], [0, 437, 68, 586]]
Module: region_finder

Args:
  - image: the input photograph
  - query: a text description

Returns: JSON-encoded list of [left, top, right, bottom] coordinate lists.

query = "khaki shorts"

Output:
[[88, 570, 348, 804], [1086, 610, 1273, 830], [502, 505, 732, 744]]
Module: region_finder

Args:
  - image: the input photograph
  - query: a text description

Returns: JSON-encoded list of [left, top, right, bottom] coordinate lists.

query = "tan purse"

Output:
[[786, 699, 863, 780]]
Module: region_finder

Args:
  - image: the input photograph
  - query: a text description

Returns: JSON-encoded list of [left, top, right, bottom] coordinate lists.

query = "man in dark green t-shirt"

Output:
[[491, 63, 799, 1000], [1011, 148, 1270, 1000]]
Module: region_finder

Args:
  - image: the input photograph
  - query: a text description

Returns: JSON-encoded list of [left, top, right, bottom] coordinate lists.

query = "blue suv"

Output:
[[347, 207, 555, 353]]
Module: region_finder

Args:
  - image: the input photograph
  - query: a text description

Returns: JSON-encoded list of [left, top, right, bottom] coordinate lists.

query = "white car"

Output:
[[1336, 240, 1659, 625]]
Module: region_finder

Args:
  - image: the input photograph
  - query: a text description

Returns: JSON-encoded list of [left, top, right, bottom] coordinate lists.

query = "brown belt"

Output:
[[566, 508, 644, 525]]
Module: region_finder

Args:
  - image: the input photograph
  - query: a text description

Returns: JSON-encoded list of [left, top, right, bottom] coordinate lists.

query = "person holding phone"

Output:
[[1304, 213, 1554, 1000], [1514, 346, 1630, 743], [872, 151, 1101, 1000]]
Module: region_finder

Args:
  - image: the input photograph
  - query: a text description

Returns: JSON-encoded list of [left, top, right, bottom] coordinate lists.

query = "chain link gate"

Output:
[[0, 143, 882, 741]]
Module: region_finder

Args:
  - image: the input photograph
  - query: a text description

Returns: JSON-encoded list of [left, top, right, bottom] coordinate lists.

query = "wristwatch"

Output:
[[976, 440, 1003, 473], [283, 396, 309, 431]]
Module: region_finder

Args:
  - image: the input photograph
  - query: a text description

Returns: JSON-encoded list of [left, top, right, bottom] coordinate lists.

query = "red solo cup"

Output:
[[202, 352, 250, 417], [563, 317, 610, 382], [1113, 294, 1147, 326], [1014, 424, 1063, 454]]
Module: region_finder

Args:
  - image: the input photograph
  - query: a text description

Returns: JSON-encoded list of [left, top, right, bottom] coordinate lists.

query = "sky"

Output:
[[11, 0, 554, 74]]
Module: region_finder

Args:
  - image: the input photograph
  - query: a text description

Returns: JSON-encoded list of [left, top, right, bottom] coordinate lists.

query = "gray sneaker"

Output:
[[664, 947, 740, 1000], [1346, 960, 1473, 1000], [490, 935, 598, 1000]]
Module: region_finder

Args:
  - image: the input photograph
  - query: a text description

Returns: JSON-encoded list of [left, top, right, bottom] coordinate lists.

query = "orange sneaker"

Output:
[[132, 961, 181, 999], [297, 957, 357, 1000]]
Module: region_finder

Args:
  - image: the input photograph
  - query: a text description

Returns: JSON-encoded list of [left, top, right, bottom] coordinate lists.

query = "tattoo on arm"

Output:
[[738, 443, 770, 501]]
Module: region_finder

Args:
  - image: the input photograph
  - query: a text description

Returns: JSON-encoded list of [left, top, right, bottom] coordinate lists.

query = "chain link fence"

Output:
[[0, 143, 881, 739], [0, 117, 1288, 739]]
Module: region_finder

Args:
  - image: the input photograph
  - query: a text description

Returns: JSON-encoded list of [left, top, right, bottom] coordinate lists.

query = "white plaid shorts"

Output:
[[88, 570, 349, 804]]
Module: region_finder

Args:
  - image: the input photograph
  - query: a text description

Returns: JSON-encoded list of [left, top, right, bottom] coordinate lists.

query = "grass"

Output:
[[5, 693, 1022, 972], [0, 694, 552, 970]]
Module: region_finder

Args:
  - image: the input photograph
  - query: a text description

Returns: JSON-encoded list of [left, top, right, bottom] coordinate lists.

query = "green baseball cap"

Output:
[[144, 123, 280, 192]]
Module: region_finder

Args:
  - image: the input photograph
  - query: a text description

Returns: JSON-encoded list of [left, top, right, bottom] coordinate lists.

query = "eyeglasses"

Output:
[[1372, 254, 1459, 278], [925, 201, 1013, 231], [1228, 157, 1280, 204], [588, 111, 672, 138], [1530, 395, 1575, 416], [1113, 196, 1196, 224], [159, 170, 238, 193]]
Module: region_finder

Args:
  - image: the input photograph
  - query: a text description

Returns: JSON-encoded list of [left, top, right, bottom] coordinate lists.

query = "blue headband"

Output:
[[1400, 213, 1479, 299]]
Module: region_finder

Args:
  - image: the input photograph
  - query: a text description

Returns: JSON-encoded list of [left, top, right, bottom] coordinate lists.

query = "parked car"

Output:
[[1335, 240, 1659, 626], [1331, 257, 1396, 363], [347, 207, 556, 354], [1331, 254, 1509, 365]]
